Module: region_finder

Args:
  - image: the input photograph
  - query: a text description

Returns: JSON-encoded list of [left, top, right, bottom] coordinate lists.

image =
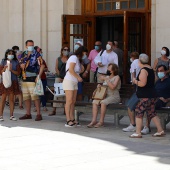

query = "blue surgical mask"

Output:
[[40, 53, 43, 57], [74, 44, 80, 51], [27, 46, 34, 52], [157, 72, 165, 79], [82, 54, 87, 60], [95, 45, 100, 51], [7, 55, 14, 60]]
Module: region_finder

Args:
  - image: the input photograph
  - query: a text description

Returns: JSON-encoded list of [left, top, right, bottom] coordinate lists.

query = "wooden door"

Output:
[[62, 15, 95, 52], [123, 11, 149, 83]]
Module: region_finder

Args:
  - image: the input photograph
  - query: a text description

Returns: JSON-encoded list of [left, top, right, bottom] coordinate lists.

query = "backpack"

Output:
[[59, 63, 68, 79]]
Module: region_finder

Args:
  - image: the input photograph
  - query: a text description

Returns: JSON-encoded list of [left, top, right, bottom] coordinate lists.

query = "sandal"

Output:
[[33, 107, 37, 112], [65, 120, 75, 127], [87, 122, 96, 128], [71, 119, 81, 127], [5, 101, 9, 106], [19, 106, 24, 110], [43, 107, 48, 111], [48, 111, 56, 116], [152, 131, 166, 137], [94, 122, 104, 128], [129, 133, 142, 138]]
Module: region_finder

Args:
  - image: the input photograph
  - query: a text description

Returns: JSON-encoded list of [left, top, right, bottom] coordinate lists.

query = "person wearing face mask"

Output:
[[123, 65, 170, 135], [94, 41, 118, 83], [129, 54, 165, 138], [153, 47, 170, 80], [49, 46, 70, 116], [63, 46, 87, 127], [129, 52, 140, 83], [0, 49, 21, 121], [87, 63, 121, 128], [72, 41, 90, 101], [122, 52, 140, 132], [11, 46, 24, 110], [88, 41, 102, 82], [19, 40, 44, 121]]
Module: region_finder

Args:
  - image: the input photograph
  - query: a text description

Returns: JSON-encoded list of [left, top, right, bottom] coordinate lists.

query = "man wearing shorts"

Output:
[[19, 40, 45, 121]]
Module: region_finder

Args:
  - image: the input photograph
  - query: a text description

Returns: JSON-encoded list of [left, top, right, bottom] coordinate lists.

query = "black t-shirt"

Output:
[[136, 67, 156, 98]]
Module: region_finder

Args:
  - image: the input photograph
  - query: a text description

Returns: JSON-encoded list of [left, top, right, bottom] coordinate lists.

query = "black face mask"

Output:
[[106, 70, 111, 76]]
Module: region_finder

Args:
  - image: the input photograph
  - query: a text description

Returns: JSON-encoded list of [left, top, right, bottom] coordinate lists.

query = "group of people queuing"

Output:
[[0, 40, 48, 121], [0, 38, 168, 139]]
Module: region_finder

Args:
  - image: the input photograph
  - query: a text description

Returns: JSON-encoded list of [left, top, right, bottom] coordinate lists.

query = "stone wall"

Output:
[[151, 0, 170, 66], [0, 0, 81, 72]]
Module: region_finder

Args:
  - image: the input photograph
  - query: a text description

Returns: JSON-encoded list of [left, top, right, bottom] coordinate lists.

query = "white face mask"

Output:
[[130, 58, 133, 63], [161, 50, 166, 56], [106, 44, 111, 51]]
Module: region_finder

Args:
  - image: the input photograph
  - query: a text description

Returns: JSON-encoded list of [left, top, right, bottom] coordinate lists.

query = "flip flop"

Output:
[[87, 122, 96, 128], [94, 122, 104, 128], [152, 131, 166, 137], [129, 133, 142, 138]]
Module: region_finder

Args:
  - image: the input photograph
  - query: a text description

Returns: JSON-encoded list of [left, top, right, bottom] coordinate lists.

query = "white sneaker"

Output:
[[10, 116, 17, 121], [141, 126, 149, 135], [0, 116, 4, 121], [122, 124, 136, 132]]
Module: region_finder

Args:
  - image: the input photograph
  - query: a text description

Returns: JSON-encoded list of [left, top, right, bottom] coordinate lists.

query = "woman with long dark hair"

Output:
[[63, 46, 87, 127], [0, 49, 21, 121]]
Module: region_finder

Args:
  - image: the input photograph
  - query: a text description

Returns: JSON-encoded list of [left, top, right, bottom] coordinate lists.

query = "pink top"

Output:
[[88, 49, 99, 72]]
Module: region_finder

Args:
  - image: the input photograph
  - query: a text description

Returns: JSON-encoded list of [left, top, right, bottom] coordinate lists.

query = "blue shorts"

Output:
[[126, 93, 140, 111], [77, 82, 83, 94]]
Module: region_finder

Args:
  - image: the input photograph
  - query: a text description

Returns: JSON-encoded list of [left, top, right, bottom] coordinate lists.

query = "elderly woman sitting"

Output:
[[87, 63, 121, 128], [130, 53, 165, 138]]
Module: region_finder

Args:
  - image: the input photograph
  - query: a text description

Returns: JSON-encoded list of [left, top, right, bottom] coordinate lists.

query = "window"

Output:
[[96, 0, 146, 11]]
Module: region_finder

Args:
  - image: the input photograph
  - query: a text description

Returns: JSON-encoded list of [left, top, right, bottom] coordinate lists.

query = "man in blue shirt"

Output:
[[19, 40, 45, 121]]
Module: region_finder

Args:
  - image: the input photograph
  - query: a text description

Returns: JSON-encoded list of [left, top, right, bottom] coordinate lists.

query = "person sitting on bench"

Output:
[[87, 63, 121, 128]]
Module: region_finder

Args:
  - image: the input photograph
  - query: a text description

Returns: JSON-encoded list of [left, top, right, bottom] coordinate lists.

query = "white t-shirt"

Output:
[[130, 59, 141, 78], [94, 50, 118, 74], [64, 55, 81, 82]]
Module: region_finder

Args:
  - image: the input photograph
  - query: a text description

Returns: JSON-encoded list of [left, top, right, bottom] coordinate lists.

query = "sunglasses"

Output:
[[63, 49, 69, 51]]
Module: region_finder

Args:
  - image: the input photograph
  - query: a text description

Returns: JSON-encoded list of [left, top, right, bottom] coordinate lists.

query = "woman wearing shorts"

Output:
[[63, 46, 87, 127]]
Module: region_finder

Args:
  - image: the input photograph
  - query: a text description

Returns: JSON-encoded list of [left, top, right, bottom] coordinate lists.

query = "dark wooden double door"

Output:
[[62, 12, 150, 83]]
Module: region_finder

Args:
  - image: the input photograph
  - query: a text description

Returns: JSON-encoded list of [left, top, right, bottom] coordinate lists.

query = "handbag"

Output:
[[2, 60, 12, 88], [92, 86, 107, 100], [33, 75, 44, 95]]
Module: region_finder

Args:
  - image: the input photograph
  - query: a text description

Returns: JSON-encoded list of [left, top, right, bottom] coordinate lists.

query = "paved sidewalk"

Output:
[[0, 105, 170, 170]]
